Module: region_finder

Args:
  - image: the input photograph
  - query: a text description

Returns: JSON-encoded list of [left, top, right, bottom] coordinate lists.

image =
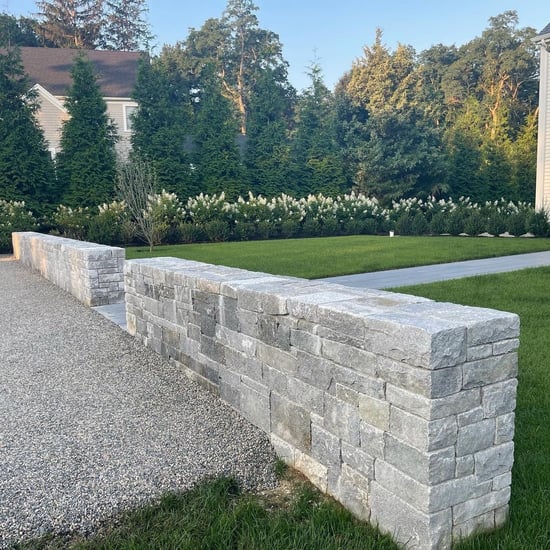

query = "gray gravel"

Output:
[[0, 257, 278, 548]]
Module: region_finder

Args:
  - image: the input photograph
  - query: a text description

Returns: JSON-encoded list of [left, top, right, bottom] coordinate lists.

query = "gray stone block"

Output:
[[474, 442, 515, 481], [341, 441, 374, 480], [335, 463, 371, 521], [463, 353, 518, 389], [482, 379, 517, 417], [311, 424, 341, 481], [360, 422, 385, 459], [456, 419, 495, 456], [271, 392, 311, 452], [324, 394, 361, 446], [240, 383, 270, 433], [495, 413, 515, 444]]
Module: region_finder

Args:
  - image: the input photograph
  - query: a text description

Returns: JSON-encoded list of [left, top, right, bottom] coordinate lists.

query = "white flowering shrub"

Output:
[[88, 200, 135, 245], [51, 205, 92, 241], [0, 200, 39, 252]]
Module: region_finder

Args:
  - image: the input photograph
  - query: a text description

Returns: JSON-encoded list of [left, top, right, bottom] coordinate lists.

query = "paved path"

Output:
[[0, 257, 276, 548], [321, 250, 550, 289]]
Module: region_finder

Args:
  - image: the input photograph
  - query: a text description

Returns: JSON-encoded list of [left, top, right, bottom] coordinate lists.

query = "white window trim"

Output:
[[123, 104, 137, 133]]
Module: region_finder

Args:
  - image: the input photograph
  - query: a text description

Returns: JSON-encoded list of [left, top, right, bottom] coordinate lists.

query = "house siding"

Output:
[[536, 44, 550, 209], [35, 94, 68, 155], [106, 99, 137, 159]]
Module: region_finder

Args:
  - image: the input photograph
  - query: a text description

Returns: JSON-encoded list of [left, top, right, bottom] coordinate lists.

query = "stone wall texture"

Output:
[[12, 232, 125, 306], [124, 257, 519, 550]]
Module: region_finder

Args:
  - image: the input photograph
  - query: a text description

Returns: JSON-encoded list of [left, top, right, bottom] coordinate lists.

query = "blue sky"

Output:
[[8, 0, 548, 91]]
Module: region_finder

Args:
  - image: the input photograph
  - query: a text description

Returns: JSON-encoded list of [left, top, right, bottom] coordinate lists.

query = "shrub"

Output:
[[52, 205, 92, 240], [0, 200, 39, 253], [395, 213, 414, 235], [445, 210, 465, 235], [178, 223, 205, 244], [204, 220, 231, 242], [464, 210, 486, 236], [411, 212, 429, 235], [429, 212, 447, 235], [88, 200, 133, 245], [526, 210, 550, 236], [487, 213, 507, 236]]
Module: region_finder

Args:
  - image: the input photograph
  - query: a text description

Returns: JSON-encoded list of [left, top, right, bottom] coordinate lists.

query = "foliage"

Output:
[[56, 54, 118, 207], [0, 47, 57, 214], [0, 14, 40, 47], [0, 200, 39, 252], [35, 0, 104, 48], [51, 204, 92, 240], [102, 0, 152, 51], [131, 54, 197, 199]]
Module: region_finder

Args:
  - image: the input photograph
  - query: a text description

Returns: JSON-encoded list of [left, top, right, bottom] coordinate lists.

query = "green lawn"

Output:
[[126, 235, 550, 279], [398, 268, 550, 549]]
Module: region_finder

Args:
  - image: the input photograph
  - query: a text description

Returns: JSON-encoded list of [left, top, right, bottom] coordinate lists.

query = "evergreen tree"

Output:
[[0, 47, 57, 212], [56, 54, 118, 207], [35, 0, 104, 48], [291, 62, 347, 196], [245, 68, 293, 196], [131, 54, 197, 199], [193, 66, 245, 198], [0, 14, 40, 47], [103, 0, 152, 51]]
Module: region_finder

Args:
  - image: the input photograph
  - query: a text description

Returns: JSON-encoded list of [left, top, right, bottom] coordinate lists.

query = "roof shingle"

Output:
[[536, 22, 550, 38], [19, 47, 141, 98]]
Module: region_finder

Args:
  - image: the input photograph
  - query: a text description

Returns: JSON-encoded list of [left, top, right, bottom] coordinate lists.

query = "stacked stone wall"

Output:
[[12, 232, 124, 306], [124, 257, 519, 550]]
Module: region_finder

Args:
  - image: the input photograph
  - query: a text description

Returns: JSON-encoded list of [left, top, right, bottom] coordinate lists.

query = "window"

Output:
[[123, 104, 137, 132]]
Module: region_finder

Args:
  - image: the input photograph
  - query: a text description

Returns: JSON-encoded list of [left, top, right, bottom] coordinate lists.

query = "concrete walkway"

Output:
[[321, 250, 550, 289], [89, 250, 550, 331]]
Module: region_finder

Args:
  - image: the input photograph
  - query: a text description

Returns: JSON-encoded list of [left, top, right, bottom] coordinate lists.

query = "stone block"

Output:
[[270, 433, 295, 465], [321, 339, 378, 377], [290, 328, 321, 355], [495, 413, 515, 444], [390, 407, 457, 452], [492, 338, 519, 356], [430, 475, 492, 512], [453, 487, 511, 525], [463, 353, 518, 389], [240, 383, 270, 433], [457, 407, 484, 427], [271, 392, 311, 452], [482, 379, 517, 418], [357, 394, 390, 431], [257, 342, 297, 375], [466, 312, 520, 346], [456, 455, 475, 477], [360, 422, 385, 459], [474, 442, 514, 481], [341, 441, 374, 480], [456, 419, 495, 456], [258, 314, 291, 350], [324, 394, 360, 446], [452, 510, 495, 540], [370, 481, 453, 550], [467, 344, 493, 361], [335, 463, 371, 521], [311, 424, 341, 478], [384, 434, 455, 485], [492, 471, 512, 491], [294, 349, 333, 391], [287, 376, 324, 416], [295, 451, 328, 493]]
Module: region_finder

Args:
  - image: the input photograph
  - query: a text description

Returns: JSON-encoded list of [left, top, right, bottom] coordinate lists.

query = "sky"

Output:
[[7, 0, 549, 91]]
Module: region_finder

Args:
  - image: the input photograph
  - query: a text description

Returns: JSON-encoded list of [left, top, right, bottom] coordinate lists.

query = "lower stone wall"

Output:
[[124, 257, 519, 550], [12, 232, 125, 306]]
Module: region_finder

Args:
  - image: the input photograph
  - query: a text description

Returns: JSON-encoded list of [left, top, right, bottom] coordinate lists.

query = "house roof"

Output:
[[534, 22, 550, 42], [19, 47, 141, 98]]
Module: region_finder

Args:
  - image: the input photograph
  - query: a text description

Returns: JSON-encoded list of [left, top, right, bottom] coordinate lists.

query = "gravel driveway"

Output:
[[0, 257, 277, 547]]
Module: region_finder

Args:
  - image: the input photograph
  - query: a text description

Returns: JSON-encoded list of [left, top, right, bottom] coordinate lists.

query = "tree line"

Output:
[[0, 0, 541, 216]]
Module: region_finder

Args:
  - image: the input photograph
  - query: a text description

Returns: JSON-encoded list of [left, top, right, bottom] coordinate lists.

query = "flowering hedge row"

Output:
[[1, 193, 549, 252]]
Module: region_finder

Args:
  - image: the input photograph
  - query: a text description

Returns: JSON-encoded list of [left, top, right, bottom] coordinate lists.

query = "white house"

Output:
[[534, 23, 550, 210], [20, 47, 140, 159]]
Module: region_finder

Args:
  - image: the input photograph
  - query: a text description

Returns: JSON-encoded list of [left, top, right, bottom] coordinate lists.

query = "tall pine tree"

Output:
[[103, 0, 152, 51], [0, 47, 57, 212], [56, 54, 117, 206], [131, 54, 197, 199], [35, 0, 103, 48], [193, 66, 245, 198]]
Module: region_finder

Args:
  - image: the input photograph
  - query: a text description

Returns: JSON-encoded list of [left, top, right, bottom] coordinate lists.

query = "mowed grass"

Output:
[[126, 235, 550, 279], [398, 267, 550, 549]]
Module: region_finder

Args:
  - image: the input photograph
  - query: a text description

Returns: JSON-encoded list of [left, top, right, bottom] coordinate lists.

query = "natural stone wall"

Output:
[[124, 257, 519, 550], [12, 232, 125, 306]]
